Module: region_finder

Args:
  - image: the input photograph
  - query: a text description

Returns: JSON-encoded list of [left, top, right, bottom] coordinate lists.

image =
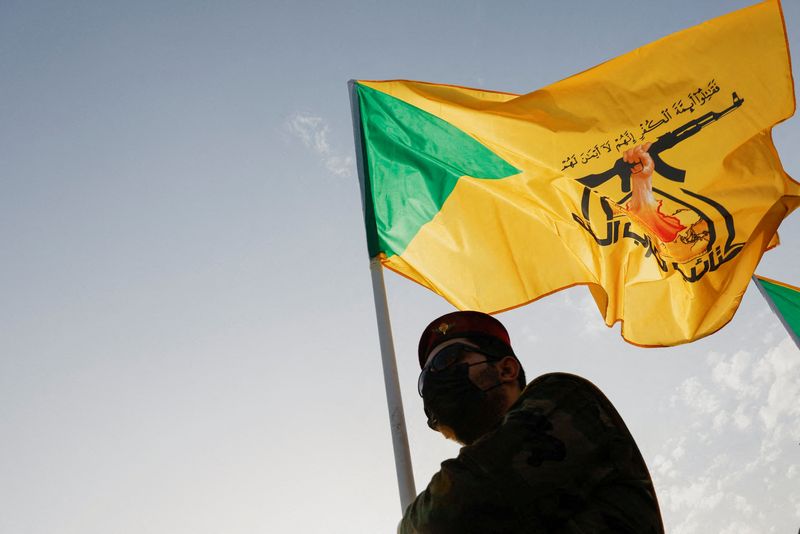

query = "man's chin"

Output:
[[443, 424, 491, 446], [437, 424, 460, 443]]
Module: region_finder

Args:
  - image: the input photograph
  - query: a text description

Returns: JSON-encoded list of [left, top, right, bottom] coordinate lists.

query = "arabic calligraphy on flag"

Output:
[[352, 0, 799, 346]]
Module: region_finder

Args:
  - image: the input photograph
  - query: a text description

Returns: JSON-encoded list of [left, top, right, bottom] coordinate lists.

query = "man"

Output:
[[399, 311, 664, 534]]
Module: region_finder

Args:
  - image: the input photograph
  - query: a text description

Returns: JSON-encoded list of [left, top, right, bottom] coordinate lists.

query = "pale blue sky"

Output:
[[1, 1, 799, 533]]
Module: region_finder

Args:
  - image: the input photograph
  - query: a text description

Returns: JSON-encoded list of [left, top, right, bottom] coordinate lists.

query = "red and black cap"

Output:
[[418, 311, 512, 368]]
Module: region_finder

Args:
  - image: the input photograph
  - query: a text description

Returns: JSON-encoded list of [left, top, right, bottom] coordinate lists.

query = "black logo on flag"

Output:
[[571, 93, 746, 283]]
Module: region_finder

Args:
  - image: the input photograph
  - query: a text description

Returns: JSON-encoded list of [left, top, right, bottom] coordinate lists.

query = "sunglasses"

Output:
[[417, 343, 497, 396]]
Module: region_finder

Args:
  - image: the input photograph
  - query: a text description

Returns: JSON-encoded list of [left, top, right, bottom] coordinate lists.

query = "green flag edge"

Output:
[[356, 83, 519, 258]]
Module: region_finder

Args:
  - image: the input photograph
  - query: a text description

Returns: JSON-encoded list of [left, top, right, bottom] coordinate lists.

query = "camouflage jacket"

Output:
[[398, 373, 664, 534]]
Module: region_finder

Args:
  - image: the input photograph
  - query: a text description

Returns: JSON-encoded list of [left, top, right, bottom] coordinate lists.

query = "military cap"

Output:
[[418, 311, 512, 368]]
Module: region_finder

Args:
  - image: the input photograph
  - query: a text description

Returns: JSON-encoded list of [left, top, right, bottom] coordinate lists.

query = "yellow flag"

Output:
[[352, 0, 799, 346]]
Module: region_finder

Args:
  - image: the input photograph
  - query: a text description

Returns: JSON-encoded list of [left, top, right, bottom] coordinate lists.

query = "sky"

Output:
[[1, 1, 799, 533]]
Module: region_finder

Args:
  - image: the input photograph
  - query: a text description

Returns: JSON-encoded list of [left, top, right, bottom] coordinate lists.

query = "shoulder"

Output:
[[525, 371, 605, 394], [509, 372, 635, 444], [520, 372, 618, 412]]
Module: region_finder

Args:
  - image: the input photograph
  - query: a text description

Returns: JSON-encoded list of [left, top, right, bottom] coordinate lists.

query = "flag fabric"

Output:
[[351, 0, 799, 346], [754, 275, 800, 346]]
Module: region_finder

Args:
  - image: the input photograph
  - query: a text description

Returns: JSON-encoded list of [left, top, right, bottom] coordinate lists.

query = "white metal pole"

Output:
[[752, 276, 800, 349], [370, 256, 417, 510], [348, 80, 417, 511]]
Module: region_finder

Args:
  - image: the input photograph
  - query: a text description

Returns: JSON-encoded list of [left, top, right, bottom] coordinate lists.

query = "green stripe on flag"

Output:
[[356, 83, 519, 257], [755, 277, 800, 341]]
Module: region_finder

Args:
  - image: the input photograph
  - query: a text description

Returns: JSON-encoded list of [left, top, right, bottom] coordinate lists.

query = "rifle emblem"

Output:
[[571, 93, 746, 283]]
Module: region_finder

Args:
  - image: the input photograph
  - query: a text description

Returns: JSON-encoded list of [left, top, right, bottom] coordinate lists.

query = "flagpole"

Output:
[[752, 276, 800, 349], [369, 257, 417, 510], [348, 80, 417, 511]]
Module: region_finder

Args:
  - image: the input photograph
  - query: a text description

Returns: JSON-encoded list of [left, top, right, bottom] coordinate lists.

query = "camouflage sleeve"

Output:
[[477, 373, 663, 533], [400, 373, 663, 533], [397, 456, 514, 534]]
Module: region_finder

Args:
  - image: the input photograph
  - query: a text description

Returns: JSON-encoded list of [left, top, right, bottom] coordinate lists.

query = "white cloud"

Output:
[[653, 454, 676, 479], [719, 521, 760, 534], [577, 295, 605, 335], [519, 324, 539, 344], [654, 338, 800, 533], [672, 518, 699, 534], [661, 477, 723, 513], [756, 340, 800, 431], [671, 376, 720, 415], [285, 112, 355, 178], [732, 495, 753, 516], [558, 293, 605, 337], [731, 404, 752, 430], [712, 409, 729, 431], [671, 439, 686, 461], [787, 465, 798, 479], [709, 350, 758, 399]]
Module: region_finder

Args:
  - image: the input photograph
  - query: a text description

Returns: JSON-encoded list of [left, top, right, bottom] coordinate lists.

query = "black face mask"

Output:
[[422, 361, 503, 445]]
